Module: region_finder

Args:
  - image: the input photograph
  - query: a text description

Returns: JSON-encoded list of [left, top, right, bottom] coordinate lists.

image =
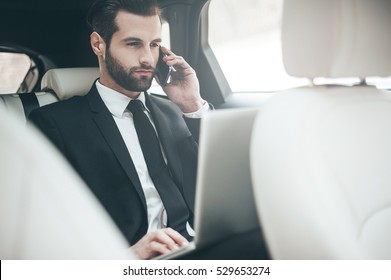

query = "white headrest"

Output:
[[282, 0, 391, 78], [41, 68, 100, 100]]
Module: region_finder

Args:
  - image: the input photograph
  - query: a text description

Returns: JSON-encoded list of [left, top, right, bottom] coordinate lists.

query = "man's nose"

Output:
[[139, 46, 155, 66]]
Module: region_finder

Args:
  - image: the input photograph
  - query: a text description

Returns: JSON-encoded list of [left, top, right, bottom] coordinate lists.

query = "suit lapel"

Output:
[[86, 86, 147, 210]]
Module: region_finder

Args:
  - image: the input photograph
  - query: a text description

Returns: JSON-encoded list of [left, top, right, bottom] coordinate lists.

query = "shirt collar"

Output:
[[95, 80, 147, 118]]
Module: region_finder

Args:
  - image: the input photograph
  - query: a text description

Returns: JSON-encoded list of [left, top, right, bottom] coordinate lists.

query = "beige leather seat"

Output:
[[41, 67, 99, 100], [0, 109, 134, 259], [250, 0, 391, 259], [0, 90, 58, 122], [0, 67, 99, 122]]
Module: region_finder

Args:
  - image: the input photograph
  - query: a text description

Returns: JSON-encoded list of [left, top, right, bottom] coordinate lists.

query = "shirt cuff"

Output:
[[183, 100, 210, 118]]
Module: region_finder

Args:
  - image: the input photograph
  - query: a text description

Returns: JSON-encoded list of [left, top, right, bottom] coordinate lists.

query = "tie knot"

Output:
[[127, 99, 144, 114]]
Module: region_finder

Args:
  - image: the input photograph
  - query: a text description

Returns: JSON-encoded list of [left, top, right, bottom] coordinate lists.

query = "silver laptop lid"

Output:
[[194, 108, 260, 248]]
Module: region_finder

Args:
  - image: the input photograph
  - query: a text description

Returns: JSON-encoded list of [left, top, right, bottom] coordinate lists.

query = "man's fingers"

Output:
[[163, 227, 189, 246], [149, 240, 172, 255], [160, 46, 171, 55], [152, 229, 180, 251], [152, 228, 189, 251], [131, 228, 190, 259], [160, 46, 188, 69]]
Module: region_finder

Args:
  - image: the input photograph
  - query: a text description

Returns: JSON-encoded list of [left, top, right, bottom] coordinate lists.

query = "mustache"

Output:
[[130, 65, 156, 73]]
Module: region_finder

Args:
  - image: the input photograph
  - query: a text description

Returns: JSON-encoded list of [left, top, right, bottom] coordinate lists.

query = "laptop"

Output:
[[154, 108, 260, 259]]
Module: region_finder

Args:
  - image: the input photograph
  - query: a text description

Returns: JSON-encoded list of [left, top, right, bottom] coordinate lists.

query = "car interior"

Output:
[[1, 0, 391, 260]]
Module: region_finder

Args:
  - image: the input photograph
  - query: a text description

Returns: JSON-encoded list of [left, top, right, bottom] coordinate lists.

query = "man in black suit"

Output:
[[29, 0, 209, 259]]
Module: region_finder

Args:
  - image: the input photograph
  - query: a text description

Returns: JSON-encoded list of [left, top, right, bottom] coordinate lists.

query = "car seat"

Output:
[[250, 0, 391, 259]]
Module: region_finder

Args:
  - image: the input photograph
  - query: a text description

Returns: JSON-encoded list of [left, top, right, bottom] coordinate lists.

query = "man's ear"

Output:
[[90, 32, 105, 56]]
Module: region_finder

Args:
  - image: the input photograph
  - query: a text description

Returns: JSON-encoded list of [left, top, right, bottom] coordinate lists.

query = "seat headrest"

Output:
[[282, 0, 391, 78], [41, 68, 100, 100]]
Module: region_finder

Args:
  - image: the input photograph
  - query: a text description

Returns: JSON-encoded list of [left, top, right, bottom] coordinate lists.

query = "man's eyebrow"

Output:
[[122, 37, 162, 43]]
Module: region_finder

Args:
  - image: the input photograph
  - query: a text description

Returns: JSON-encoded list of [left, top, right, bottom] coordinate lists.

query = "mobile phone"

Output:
[[156, 47, 172, 86]]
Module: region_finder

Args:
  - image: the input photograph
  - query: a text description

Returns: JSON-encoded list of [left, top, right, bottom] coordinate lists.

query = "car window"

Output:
[[208, 0, 391, 92], [0, 52, 33, 94], [208, 0, 308, 92]]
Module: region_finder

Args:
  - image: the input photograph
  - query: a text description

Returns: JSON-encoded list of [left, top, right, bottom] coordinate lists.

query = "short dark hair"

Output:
[[87, 0, 161, 47]]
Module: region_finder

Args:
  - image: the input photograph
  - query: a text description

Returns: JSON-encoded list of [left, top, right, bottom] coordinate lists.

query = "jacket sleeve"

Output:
[[183, 117, 201, 144]]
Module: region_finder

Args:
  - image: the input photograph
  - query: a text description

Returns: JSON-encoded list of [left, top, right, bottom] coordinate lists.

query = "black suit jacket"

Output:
[[29, 85, 199, 245]]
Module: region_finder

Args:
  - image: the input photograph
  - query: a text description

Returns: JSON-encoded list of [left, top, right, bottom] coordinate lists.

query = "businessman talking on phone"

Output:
[[29, 0, 210, 259]]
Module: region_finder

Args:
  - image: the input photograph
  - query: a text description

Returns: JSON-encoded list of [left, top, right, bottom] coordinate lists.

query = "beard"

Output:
[[105, 49, 155, 92]]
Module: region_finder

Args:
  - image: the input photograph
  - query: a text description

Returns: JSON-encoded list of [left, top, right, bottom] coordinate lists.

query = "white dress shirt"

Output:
[[96, 80, 207, 235]]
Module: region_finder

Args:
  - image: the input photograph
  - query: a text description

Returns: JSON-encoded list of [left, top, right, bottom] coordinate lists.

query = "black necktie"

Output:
[[127, 100, 190, 237]]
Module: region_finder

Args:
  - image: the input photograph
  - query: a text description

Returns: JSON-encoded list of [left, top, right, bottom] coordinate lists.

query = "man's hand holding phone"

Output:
[[155, 46, 204, 113]]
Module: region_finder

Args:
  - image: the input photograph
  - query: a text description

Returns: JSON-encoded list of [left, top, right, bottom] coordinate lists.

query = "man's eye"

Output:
[[150, 42, 160, 48], [127, 42, 141, 47]]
